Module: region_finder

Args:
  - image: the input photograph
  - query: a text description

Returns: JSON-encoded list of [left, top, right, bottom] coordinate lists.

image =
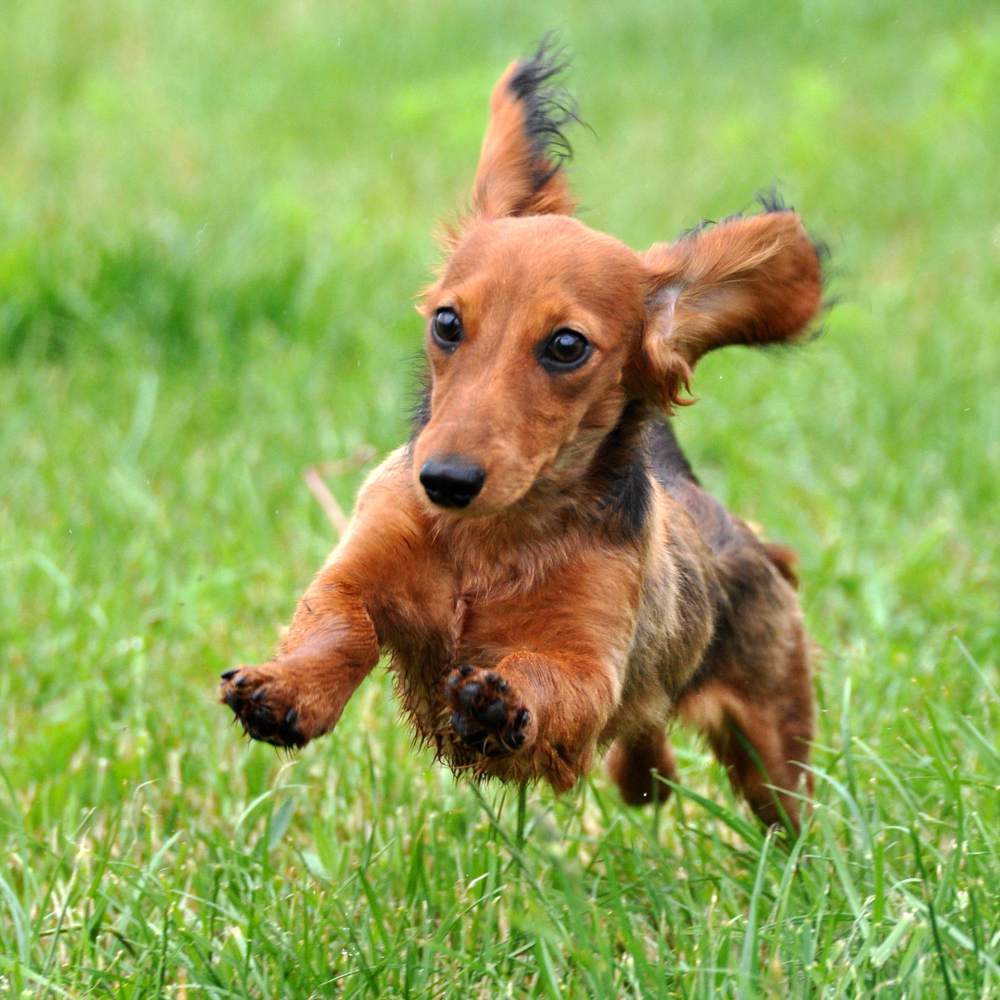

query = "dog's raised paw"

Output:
[[445, 666, 534, 757], [219, 666, 307, 749]]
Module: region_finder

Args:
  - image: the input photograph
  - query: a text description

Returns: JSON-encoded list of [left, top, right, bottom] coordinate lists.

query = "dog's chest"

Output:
[[383, 569, 555, 739], [392, 581, 550, 669], [382, 549, 563, 667], [394, 539, 642, 672], [451, 587, 550, 664]]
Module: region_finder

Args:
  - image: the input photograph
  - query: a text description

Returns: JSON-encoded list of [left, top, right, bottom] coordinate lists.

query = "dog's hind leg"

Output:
[[677, 626, 813, 832], [606, 727, 679, 806]]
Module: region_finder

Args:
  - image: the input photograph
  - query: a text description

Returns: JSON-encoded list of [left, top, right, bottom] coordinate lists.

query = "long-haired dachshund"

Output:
[[221, 41, 823, 830]]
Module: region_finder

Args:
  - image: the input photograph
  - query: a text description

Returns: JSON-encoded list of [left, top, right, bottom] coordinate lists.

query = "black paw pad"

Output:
[[451, 711, 491, 753], [251, 704, 274, 724], [458, 682, 481, 713], [219, 675, 307, 750], [485, 671, 509, 693], [485, 726, 527, 757], [476, 698, 508, 729], [444, 665, 531, 758]]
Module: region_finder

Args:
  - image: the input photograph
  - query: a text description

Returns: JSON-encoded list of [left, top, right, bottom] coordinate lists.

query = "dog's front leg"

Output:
[[219, 580, 380, 747], [445, 652, 619, 792], [220, 450, 442, 748]]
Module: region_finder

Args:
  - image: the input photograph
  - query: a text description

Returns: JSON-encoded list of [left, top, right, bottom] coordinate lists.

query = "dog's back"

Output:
[[610, 417, 814, 824]]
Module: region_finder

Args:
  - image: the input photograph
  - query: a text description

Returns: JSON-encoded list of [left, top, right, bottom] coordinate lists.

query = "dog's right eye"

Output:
[[431, 308, 464, 351], [539, 328, 591, 372]]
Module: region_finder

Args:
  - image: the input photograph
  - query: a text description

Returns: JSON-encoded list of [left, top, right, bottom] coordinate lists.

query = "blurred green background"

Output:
[[2, 1, 999, 997]]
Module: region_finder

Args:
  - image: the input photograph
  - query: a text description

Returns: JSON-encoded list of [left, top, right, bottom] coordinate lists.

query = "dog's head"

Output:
[[413, 40, 823, 516]]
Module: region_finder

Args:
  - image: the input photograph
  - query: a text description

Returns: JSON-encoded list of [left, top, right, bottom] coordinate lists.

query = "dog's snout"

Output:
[[419, 457, 486, 509]]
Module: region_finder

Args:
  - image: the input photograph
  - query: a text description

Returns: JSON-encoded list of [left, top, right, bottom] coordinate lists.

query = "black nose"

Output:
[[419, 458, 486, 508]]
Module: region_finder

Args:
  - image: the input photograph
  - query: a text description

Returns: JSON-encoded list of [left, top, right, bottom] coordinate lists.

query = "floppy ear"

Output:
[[472, 38, 579, 219], [634, 208, 824, 410]]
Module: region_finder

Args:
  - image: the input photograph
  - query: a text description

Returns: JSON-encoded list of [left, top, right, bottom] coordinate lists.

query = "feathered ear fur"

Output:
[[472, 37, 579, 220], [634, 206, 824, 411]]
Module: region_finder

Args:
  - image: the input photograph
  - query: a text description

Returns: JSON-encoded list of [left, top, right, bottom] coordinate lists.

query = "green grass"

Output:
[[2, 0, 999, 996]]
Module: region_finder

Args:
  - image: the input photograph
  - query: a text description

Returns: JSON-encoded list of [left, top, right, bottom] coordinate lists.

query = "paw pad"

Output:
[[219, 667, 306, 748], [445, 665, 532, 757]]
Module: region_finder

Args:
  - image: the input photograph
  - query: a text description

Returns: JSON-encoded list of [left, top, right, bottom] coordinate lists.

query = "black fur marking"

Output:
[[811, 233, 834, 320], [408, 355, 432, 439], [647, 417, 699, 487], [680, 218, 715, 240], [756, 187, 792, 214], [646, 419, 751, 559], [679, 187, 792, 243], [590, 401, 653, 543], [508, 34, 581, 190]]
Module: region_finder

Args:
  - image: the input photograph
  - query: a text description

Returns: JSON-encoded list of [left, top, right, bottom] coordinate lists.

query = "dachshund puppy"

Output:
[[221, 42, 822, 830]]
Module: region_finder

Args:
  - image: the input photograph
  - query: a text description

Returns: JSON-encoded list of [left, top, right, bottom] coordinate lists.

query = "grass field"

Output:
[[2, 0, 999, 996]]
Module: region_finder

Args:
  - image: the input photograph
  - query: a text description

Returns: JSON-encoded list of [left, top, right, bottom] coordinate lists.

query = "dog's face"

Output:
[[412, 46, 822, 517], [414, 215, 645, 514]]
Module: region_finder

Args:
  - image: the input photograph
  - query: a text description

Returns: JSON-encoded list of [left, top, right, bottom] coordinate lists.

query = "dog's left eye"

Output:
[[431, 308, 464, 351], [540, 329, 591, 371]]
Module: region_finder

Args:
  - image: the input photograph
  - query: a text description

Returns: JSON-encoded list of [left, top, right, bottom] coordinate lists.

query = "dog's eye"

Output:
[[540, 329, 591, 371], [431, 308, 463, 351]]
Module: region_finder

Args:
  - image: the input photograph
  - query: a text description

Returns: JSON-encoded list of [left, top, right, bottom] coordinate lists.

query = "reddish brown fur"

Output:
[[220, 46, 823, 832], [473, 61, 577, 219]]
